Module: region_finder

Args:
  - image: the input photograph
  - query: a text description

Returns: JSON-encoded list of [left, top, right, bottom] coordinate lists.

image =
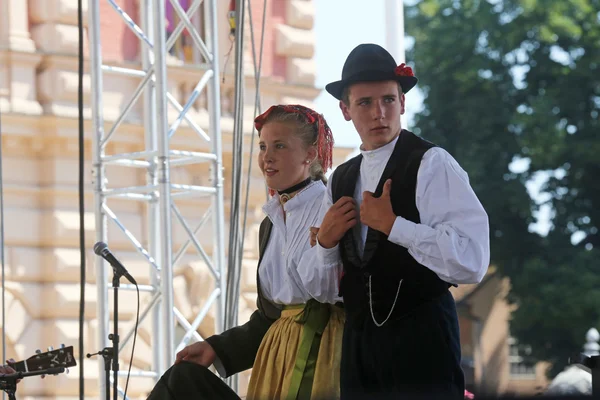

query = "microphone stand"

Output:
[[0, 367, 65, 400], [111, 271, 120, 400], [88, 267, 123, 400]]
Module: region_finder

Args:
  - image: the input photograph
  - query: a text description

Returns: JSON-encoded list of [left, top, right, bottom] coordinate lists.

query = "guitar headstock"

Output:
[[8, 345, 76, 375]]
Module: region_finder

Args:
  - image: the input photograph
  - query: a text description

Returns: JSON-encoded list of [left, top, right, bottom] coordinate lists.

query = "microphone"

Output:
[[93, 242, 137, 285]]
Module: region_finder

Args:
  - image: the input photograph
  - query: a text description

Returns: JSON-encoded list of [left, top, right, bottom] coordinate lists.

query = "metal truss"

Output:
[[88, 0, 226, 397]]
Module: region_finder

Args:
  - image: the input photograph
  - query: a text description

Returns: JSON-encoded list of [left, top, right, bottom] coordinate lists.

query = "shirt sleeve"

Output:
[[296, 179, 344, 303], [316, 180, 344, 266], [387, 147, 490, 284]]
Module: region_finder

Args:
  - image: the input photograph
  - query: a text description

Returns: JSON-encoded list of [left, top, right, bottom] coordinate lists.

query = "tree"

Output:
[[501, 0, 600, 377], [405, 0, 600, 378]]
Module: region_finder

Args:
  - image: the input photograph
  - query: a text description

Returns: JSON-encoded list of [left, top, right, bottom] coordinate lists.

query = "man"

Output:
[[313, 44, 490, 399]]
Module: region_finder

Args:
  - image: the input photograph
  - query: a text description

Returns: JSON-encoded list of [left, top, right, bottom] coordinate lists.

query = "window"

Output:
[[508, 336, 536, 379], [166, 0, 205, 63]]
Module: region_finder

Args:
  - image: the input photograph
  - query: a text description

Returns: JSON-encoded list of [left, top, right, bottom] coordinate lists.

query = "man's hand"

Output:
[[317, 197, 358, 249], [175, 341, 217, 367], [360, 179, 396, 236]]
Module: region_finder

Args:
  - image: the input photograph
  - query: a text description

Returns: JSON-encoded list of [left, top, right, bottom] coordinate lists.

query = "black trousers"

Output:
[[146, 361, 240, 400], [340, 290, 464, 400]]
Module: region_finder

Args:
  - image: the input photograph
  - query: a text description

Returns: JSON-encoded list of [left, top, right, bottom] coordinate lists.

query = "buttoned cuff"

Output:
[[316, 239, 341, 266], [388, 216, 417, 248]]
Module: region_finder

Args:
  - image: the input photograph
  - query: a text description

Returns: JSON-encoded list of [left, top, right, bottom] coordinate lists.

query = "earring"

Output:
[[305, 160, 310, 164]]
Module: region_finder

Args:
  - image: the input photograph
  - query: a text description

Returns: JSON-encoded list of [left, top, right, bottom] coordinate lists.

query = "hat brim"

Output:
[[325, 70, 418, 100]]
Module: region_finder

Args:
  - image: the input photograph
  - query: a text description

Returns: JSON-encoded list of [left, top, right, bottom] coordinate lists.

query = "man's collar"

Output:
[[359, 134, 400, 160]]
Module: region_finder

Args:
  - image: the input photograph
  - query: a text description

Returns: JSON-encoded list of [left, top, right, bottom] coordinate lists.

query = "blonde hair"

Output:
[[258, 108, 327, 184]]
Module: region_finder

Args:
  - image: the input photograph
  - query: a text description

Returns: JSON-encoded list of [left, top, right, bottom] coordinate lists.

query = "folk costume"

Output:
[[314, 44, 491, 399], [147, 105, 343, 400]]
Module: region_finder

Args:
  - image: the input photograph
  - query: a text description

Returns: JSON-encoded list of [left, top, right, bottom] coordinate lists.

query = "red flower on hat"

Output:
[[394, 63, 414, 77]]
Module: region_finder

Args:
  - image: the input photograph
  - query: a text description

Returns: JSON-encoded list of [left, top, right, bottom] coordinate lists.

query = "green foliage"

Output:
[[406, 0, 600, 378]]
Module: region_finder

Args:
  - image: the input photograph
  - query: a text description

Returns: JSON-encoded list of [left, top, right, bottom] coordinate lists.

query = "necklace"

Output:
[[278, 177, 312, 205]]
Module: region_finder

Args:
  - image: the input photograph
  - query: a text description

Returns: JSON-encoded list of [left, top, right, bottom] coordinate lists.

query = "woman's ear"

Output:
[[307, 146, 318, 164]]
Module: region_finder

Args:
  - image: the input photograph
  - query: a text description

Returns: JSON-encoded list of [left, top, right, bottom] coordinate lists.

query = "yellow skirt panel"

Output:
[[246, 304, 345, 400]]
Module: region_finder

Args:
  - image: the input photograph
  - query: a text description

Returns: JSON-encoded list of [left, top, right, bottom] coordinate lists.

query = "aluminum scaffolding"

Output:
[[88, 0, 226, 397]]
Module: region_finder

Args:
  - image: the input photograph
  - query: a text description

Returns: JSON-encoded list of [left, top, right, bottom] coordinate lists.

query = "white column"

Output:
[[0, 0, 41, 114], [0, 0, 36, 51], [385, 0, 407, 128], [385, 0, 405, 64]]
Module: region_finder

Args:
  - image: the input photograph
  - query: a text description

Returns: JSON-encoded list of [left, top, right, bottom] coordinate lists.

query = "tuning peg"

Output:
[[47, 346, 54, 352], [60, 344, 65, 349], [65, 368, 69, 374], [35, 349, 41, 355]]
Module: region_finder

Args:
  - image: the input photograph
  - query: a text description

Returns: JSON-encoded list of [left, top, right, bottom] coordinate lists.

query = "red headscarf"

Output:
[[254, 105, 335, 196]]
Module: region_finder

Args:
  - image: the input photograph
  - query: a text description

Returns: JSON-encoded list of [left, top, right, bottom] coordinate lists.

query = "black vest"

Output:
[[331, 130, 450, 323]]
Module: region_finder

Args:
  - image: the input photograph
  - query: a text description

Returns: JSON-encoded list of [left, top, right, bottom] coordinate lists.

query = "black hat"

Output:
[[325, 43, 418, 100]]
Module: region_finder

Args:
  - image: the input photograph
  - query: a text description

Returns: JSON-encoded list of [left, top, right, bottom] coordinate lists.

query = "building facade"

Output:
[[453, 272, 550, 397], [0, 0, 352, 398]]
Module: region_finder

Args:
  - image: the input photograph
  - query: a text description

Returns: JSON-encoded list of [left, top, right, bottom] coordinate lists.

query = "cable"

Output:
[[122, 284, 140, 399], [224, 0, 267, 337], [0, 66, 6, 400], [225, 0, 247, 331], [240, 0, 267, 285], [77, 0, 86, 397], [243, 0, 269, 202]]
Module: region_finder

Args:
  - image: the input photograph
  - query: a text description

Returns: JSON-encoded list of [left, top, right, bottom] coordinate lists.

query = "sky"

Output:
[[312, 0, 424, 150]]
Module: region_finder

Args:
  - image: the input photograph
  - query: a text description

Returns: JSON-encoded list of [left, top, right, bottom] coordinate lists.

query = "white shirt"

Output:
[[213, 180, 337, 377], [299, 134, 490, 303], [258, 180, 339, 305]]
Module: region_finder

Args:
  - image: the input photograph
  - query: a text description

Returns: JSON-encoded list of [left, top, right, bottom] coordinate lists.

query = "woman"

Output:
[[147, 105, 343, 400]]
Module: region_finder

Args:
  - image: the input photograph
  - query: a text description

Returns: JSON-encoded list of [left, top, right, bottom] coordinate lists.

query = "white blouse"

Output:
[[298, 134, 491, 303], [258, 180, 339, 305]]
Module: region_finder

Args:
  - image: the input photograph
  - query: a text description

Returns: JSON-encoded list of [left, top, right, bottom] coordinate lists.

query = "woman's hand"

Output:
[[309, 227, 319, 247], [174, 341, 217, 367]]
